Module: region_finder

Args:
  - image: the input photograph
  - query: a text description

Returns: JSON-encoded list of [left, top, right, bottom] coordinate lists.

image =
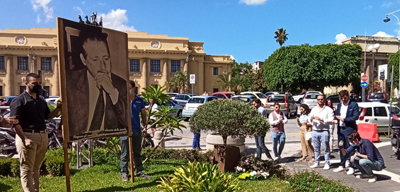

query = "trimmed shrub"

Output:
[[289, 170, 355, 192], [158, 161, 241, 192], [0, 158, 19, 177], [44, 155, 65, 176], [46, 148, 77, 166], [142, 148, 213, 163], [235, 155, 288, 180]]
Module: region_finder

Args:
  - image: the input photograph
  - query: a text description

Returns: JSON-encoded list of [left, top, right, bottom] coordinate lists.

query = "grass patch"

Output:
[[0, 159, 186, 192], [238, 177, 292, 192]]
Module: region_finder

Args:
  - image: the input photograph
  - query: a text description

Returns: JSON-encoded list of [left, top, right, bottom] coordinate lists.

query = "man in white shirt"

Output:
[[268, 102, 288, 161], [148, 98, 158, 137], [309, 94, 334, 170]]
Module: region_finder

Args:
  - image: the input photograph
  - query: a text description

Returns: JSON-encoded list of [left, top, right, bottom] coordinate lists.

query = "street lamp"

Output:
[[384, 9, 400, 97], [368, 43, 380, 92]]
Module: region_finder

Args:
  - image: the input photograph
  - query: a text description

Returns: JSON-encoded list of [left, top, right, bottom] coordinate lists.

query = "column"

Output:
[[183, 59, 188, 72], [142, 59, 148, 90], [6, 55, 14, 96], [53, 56, 59, 96], [161, 59, 168, 86], [198, 60, 204, 94]]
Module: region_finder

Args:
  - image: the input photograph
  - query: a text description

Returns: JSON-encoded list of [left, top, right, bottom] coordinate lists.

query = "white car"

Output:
[[182, 96, 217, 118], [356, 102, 400, 133], [293, 94, 304, 103]]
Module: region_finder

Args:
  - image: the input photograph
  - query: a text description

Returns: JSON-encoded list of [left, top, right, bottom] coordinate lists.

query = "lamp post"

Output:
[[368, 44, 380, 92], [384, 9, 400, 98]]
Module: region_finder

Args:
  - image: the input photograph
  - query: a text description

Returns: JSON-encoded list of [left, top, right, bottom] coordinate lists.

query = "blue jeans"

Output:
[[353, 157, 383, 175], [120, 132, 143, 176], [255, 136, 272, 159], [312, 130, 330, 164], [338, 127, 355, 166], [192, 133, 200, 149], [271, 132, 285, 157]]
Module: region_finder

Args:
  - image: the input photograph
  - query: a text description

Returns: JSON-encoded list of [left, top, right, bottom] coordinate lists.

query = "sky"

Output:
[[1, 0, 400, 64]]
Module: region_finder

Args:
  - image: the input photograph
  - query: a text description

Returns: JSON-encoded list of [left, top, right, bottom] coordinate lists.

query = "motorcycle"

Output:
[[391, 119, 400, 159], [0, 126, 17, 157]]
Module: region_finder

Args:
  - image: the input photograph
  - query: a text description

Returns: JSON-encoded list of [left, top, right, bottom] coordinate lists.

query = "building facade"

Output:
[[324, 35, 399, 95], [0, 28, 233, 97]]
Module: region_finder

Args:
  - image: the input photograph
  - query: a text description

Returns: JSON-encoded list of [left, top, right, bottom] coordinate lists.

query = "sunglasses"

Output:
[[317, 99, 324, 101]]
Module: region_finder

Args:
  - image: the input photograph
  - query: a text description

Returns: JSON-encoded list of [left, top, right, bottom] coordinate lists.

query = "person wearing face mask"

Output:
[[333, 90, 360, 174], [120, 80, 150, 181], [10, 73, 61, 192], [339, 131, 384, 183]]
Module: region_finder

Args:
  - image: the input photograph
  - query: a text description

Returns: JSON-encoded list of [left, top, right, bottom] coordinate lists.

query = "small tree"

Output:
[[189, 100, 269, 145]]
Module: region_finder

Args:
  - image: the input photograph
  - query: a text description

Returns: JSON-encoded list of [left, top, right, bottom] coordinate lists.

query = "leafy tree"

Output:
[[231, 60, 253, 77], [274, 28, 289, 47], [231, 74, 253, 93], [251, 69, 268, 92], [217, 73, 232, 91], [264, 44, 362, 92], [169, 71, 190, 93]]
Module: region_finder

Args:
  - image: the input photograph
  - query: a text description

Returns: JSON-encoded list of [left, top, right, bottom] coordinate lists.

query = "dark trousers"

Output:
[[255, 136, 272, 159], [193, 133, 201, 149], [120, 132, 143, 176], [338, 126, 355, 166]]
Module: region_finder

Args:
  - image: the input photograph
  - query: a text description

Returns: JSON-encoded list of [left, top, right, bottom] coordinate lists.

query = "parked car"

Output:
[[145, 99, 183, 118], [265, 92, 279, 97], [367, 92, 388, 103], [182, 96, 217, 118], [212, 92, 235, 100], [174, 94, 198, 107], [166, 92, 179, 100], [306, 91, 323, 95], [357, 102, 400, 133], [265, 94, 297, 118], [231, 95, 255, 105], [301, 94, 319, 109], [293, 94, 305, 103], [240, 92, 268, 105], [46, 96, 60, 106], [2, 96, 17, 106]]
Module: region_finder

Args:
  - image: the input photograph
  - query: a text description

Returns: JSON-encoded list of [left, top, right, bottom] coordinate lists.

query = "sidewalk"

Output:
[[249, 138, 400, 192], [167, 135, 400, 192]]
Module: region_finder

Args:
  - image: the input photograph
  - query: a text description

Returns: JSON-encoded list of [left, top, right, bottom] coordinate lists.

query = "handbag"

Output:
[[305, 131, 312, 141]]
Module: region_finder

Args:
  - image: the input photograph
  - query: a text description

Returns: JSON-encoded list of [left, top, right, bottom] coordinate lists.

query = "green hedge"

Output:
[[289, 170, 355, 192], [142, 148, 213, 163], [0, 158, 19, 177]]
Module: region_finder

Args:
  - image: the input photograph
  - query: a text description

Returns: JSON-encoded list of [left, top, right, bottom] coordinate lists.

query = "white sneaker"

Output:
[[310, 163, 319, 168], [323, 164, 330, 170], [333, 166, 345, 172], [346, 167, 355, 175], [345, 160, 350, 168], [368, 177, 377, 183], [274, 157, 279, 161]]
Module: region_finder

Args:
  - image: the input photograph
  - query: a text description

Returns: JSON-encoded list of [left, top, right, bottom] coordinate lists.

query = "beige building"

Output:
[[324, 35, 399, 95], [0, 28, 233, 97]]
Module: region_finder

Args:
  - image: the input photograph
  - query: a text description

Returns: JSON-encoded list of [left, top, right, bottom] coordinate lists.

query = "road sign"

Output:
[[190, 74, 195, 84], [361, 81, 368, 88], [361, 75, 368, 82]]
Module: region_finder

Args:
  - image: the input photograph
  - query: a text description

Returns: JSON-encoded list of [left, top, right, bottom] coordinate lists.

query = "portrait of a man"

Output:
[[59, 19, 129, 141]]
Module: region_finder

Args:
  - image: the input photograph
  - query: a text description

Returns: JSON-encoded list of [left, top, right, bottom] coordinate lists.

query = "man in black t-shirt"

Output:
[[10, 73, 61, 192]]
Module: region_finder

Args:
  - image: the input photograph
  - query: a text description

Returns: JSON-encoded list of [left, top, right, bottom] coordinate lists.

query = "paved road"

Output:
[[164, 118, 339, 148]]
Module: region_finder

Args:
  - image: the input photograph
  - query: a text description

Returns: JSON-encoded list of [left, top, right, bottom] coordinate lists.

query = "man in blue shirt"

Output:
[[120, 80, 149, 181], [339, 131, 384, 183]]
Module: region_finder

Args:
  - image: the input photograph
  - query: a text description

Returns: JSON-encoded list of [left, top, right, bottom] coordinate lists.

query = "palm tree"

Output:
[[170, 71, 190, 93], [274, 28, 289, 47], [217, 73, 232, 91]]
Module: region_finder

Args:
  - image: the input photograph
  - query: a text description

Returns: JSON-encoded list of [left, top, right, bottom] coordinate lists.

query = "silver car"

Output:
[[174, 94, 198, 107], [301, 94, 318, 109]]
